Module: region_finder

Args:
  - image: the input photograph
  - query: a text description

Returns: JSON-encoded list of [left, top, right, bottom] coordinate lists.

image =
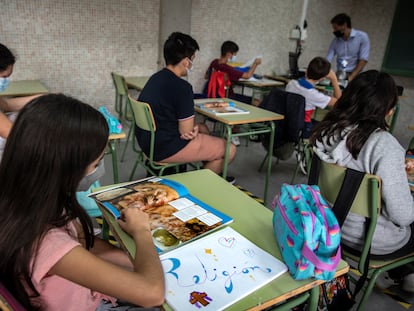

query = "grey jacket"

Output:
[[314, 129, 414, 255]]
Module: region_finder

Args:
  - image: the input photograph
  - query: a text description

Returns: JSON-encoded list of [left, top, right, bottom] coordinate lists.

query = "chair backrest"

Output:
[[111, 72, 128, 96], [128, 94, 157, 161], [259, 88, 305, 159], [128, 94, 156, 133], [315, 159, 382, 271], [386, 101, 400, 134]]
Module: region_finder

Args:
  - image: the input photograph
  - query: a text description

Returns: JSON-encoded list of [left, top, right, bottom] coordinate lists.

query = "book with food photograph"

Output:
[[195, 100, 249, 115], [89, 177, 233, 253], [406, 153, 414, 187]]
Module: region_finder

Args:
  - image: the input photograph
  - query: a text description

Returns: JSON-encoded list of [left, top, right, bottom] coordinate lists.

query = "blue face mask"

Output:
[[0, 77, 10, 92]]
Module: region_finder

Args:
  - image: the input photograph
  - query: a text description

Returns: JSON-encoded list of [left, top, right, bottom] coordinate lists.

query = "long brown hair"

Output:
[[0, 94, 108, 309], [310, 70, 398, 159]]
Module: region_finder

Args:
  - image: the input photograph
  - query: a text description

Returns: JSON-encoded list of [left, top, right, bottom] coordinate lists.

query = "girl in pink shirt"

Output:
[[0, 94, 165, 310]]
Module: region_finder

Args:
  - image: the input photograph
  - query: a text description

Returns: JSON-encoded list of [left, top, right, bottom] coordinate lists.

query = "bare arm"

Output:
[[0, 94, 42, 112], [178, 116, 200, 141], [348, 60, 367, 81], [90, 238, 133, 270], [241, 58, 262, 79], [50, 208, 165, 307], [325, 70, 342, 107], [0, 111, 12, 139]]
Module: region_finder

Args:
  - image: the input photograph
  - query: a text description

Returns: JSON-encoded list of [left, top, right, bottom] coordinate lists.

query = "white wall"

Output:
[[0, 0, 400, 106]]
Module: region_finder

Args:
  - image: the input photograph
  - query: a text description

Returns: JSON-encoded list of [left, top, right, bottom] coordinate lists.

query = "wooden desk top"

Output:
[[125, 76, 150, 91], [0, 80, 49, 97], [98, 169, 349, 311], [264, 74, 291, 85], [236, 77, 285, 88], [108, 132, 126, 141], [194, 98, 284, 125]]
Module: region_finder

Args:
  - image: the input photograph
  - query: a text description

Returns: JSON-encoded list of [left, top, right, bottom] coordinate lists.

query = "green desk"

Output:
[[0, 80, 48, 97], [195, 98, 283, 205], [107, 132, 127, 183], [98, 170, 349, 310], [234, 78, 284, 105], [125, 76, 150, 91]]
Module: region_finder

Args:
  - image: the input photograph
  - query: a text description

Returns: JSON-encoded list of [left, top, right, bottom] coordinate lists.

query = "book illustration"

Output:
[[161, 226, 288, 311], [196, 100, 249, 115], [406, 154, 414, 186], [90, 178, 233, 253]]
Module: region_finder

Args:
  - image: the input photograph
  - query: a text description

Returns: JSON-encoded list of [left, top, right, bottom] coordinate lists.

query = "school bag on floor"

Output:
[[273, 183, 342, 281]]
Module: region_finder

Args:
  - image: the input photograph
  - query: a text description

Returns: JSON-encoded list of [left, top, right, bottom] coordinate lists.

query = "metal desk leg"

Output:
[[307, 285, 320, 311], [108, 140, 119, 184], [264, 121, 275, 205], [222, 125, 233, 179]]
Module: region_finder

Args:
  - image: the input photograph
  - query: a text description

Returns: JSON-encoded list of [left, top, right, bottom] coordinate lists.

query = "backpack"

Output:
[[273, 183, 341, 281]]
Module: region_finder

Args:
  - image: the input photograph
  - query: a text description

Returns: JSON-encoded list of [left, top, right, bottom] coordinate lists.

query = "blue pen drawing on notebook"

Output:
[[160, 227, 287, 311]]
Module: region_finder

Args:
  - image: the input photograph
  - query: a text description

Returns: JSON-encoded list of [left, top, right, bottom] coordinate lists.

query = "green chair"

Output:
[[386, 101, 400, 134], [110, 73, 135, 162], [127, 95, 201, 180], [111, 72, 128, 119], [314, 158, 414, 311]]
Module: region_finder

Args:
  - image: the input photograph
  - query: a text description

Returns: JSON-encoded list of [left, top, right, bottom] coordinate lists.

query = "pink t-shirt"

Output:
[[29, 221, 115, 311]]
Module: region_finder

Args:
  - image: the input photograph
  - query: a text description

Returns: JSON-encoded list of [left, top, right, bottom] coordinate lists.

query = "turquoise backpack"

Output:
[[273, 183, 341, 281]]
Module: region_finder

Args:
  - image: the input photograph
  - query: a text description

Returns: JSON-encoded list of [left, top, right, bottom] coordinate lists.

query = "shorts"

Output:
[[161, 133, 227, 163]]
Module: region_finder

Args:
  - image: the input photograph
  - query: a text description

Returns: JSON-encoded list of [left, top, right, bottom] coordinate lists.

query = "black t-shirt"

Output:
[[136, 68, 194, 161]]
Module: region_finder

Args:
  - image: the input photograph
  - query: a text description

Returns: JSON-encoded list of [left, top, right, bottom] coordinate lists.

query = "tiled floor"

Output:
[[99, 77, 414, 310]]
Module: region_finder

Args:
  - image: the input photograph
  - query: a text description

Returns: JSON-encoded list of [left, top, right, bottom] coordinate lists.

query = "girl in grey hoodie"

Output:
[[310, 70, 414, 289]]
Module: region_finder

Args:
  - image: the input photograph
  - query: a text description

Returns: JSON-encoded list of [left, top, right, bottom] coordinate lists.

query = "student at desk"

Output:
[[285, 57, 341, 139], [204, 41, 262, 104], [136, 32, 236, 180], [0, 43, 42, 159], [0, 94, 165, 310], [311, 70, 414, 292]]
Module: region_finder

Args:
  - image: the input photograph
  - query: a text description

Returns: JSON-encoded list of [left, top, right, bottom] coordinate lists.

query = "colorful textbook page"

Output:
[[161, 226, 288, 311], [196, 100, 249, 116], [89, 177, 233, 253], [406, 154, 414, 186]]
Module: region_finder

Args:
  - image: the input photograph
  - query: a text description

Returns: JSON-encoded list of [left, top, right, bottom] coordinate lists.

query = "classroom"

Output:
[[1, 0, 414, 310]]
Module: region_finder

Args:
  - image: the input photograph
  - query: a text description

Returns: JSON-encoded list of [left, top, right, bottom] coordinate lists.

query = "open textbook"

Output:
[[406, 154, 414, 187], [195, 100, 249, 116], [90, 177, 233, 253], [161, 226, 288, 311]]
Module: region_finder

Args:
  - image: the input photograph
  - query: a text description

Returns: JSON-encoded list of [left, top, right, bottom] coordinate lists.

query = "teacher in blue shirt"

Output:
[[326, 13, 370, 82]]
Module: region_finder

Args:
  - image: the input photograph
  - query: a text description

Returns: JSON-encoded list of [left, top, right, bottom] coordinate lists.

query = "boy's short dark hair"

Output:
[[0, 43, 16, 71], [163, 32, 199, 66], [331, 13, 351, 28], [221, 41, 239, 57], [307, 57, 331, 80]]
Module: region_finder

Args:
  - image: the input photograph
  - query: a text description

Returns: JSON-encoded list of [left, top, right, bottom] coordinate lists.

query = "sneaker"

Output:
[[227, 176, 236, 184], [231, 136, 240, 146], [402, 273, 414, 293], [221, 175, 236, 185], [297, 152, 307, 175], [249, 134, 260, 142], [375, 272, 401, 289]]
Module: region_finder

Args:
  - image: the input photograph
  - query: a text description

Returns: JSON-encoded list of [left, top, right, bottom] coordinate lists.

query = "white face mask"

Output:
[[228, 55, 237, 63], [77, 159, 105, 191], [186, 58, 194, 75], [0, 77, 10, 92]]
